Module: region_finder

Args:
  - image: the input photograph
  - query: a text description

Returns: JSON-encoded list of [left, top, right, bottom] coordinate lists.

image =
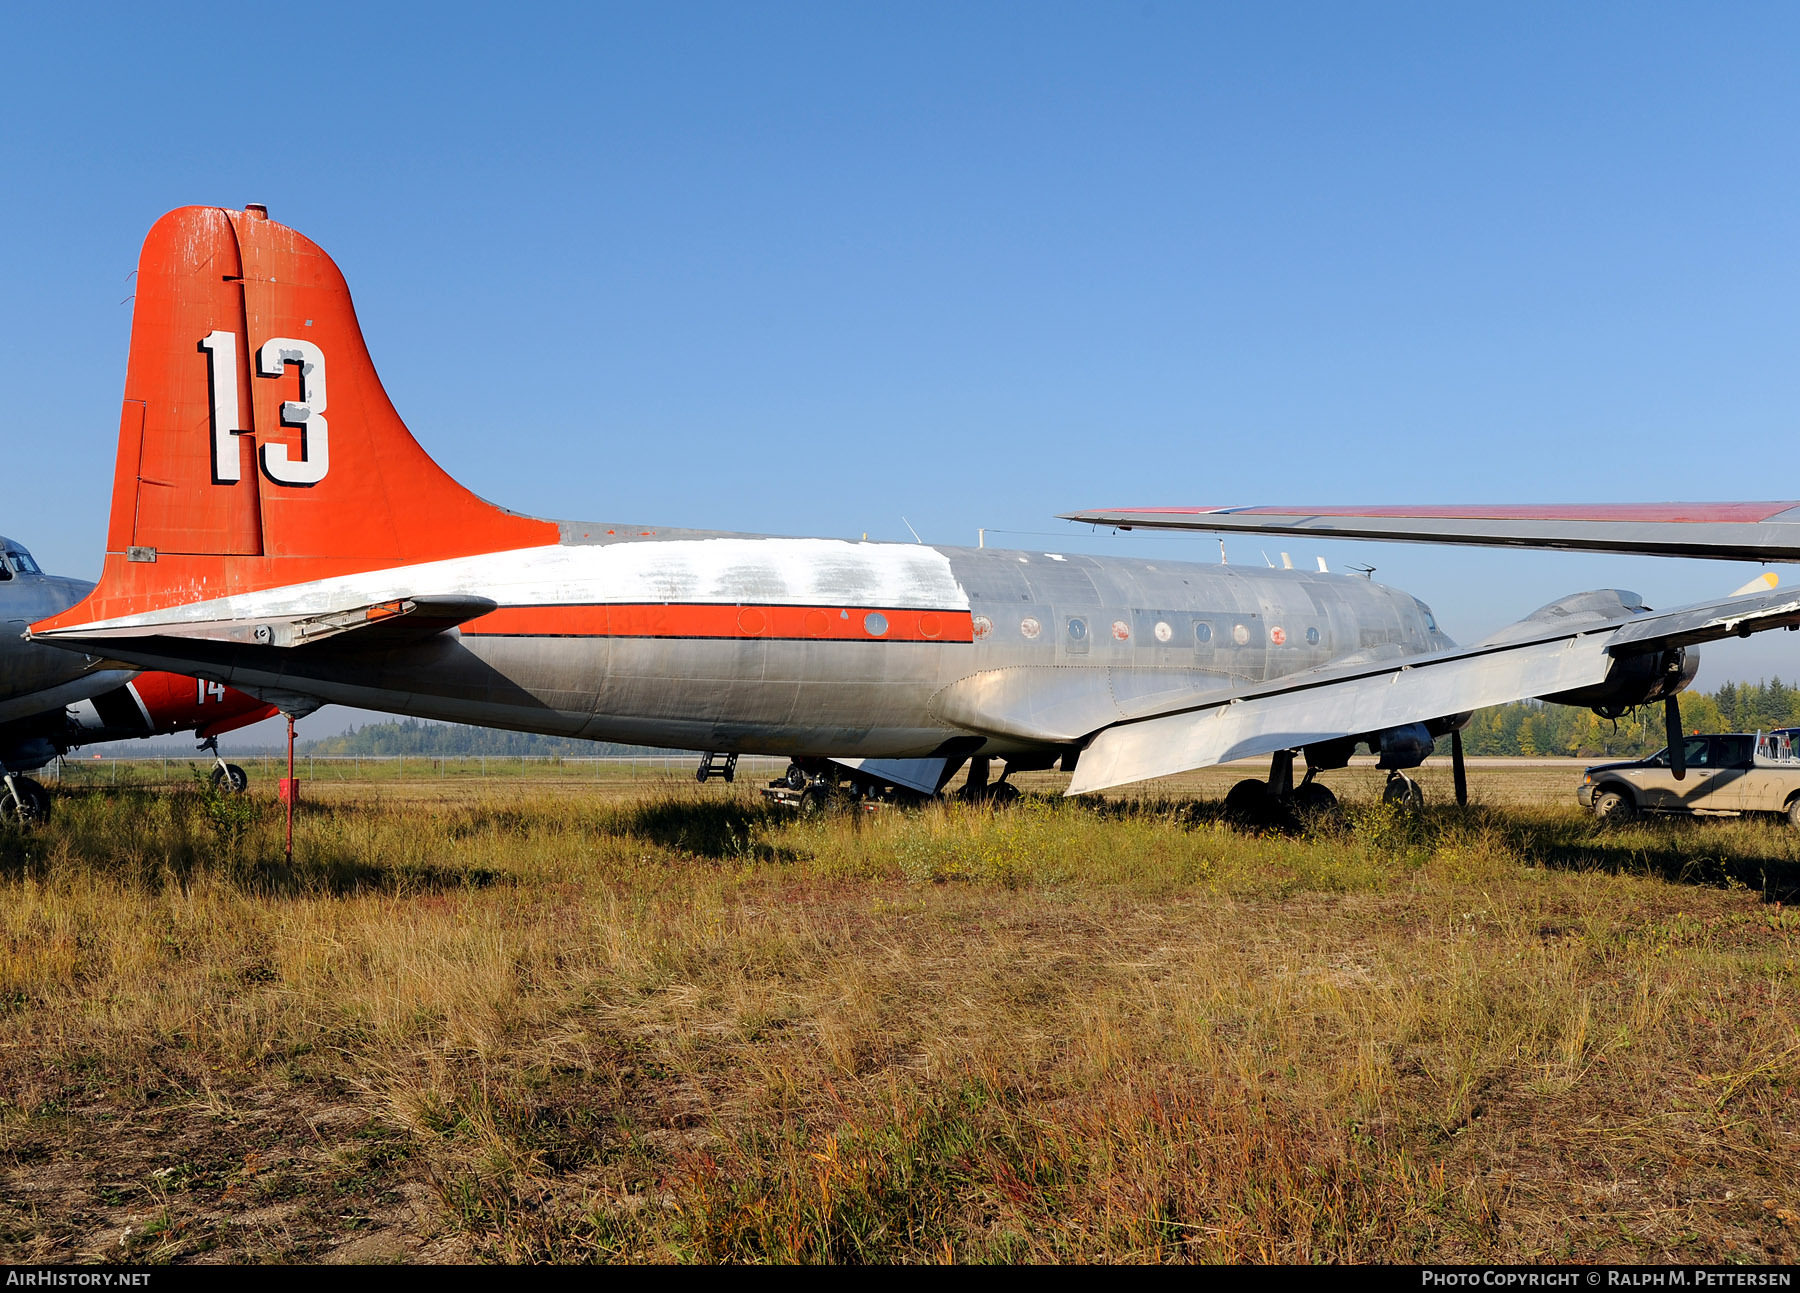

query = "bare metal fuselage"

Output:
[[108, 530, 1450, 760]]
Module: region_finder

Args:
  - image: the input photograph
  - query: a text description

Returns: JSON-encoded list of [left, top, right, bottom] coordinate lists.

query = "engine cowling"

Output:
[[1539, 647, 1698, 720]]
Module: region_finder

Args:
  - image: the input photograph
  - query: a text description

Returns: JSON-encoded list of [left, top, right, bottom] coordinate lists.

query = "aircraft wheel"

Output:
[[1292, 782, 1339, 816], [986, 781, 1021, 807], [210, 763, 249, 794], [1381, 774, 1424, 810], [1223, 778, 1276, 827], [0, 779, 47, 827], [1594, 788, 1636, 824]]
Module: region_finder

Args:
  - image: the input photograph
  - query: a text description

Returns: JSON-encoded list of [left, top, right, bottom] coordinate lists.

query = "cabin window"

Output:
[[1194, 621, 1212, 645]]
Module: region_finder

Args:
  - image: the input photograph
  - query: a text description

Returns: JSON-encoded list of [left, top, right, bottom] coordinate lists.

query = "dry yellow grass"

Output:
[[0, 765, 1797, 1263]]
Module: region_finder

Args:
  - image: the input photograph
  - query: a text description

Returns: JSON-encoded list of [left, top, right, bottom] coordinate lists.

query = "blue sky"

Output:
[[6, 3, 1800, 737]]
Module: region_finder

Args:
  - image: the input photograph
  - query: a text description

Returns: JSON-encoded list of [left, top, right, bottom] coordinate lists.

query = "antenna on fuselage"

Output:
[[1316, 556, 1329, 573], [1348, 563, 1376, 579], [1219, 539, 1227, 565], [901, 516, 923, 544], [1260, 550, 1275, 568]]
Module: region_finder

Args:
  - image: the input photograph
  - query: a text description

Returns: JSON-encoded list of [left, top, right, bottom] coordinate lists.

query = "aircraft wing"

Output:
[[1059, 503, 1800, 562], [1063, 586, 1800, 794]]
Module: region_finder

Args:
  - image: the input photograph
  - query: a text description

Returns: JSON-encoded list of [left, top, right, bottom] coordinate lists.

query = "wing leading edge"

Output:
[[1059, 502, 1800, 562], [1065, 586, 1800, 794]]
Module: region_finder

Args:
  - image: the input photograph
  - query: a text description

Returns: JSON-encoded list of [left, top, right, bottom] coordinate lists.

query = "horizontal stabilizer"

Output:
[[33, 595, 496, 652]]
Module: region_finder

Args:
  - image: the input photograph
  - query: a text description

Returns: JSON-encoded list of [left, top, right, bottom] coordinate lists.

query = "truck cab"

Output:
[[1579, 731, 1800, 823]]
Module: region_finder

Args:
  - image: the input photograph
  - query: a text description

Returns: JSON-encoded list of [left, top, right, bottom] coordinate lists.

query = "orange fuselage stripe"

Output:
[[461, 604, 974, 643]]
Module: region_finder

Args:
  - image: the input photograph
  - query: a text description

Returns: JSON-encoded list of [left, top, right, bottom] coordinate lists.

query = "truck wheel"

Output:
[[1786, 797, 1800, 828], [798, 784, 836, 818], [1593, 788, 1635, 823]]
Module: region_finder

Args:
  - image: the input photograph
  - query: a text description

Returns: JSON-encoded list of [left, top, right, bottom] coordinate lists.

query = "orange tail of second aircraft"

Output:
[[37, 205, 557, 633]]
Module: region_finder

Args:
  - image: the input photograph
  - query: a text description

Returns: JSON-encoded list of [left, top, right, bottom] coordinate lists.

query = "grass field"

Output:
[[2, 759, 1798, 1264]]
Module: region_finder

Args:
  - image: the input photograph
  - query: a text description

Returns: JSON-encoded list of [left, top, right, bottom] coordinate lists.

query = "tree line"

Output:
[[1460, 679, 1800, 759], [299, 718, 680, 759]]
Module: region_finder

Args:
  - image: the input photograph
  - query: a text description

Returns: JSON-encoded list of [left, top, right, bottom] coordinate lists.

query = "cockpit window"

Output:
[[1415, 600, 1439, 633], [4, 550, 39, 575]]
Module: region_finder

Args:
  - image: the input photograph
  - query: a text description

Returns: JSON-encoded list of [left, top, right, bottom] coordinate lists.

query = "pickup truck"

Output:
[[1579, 731, 1800, 824]]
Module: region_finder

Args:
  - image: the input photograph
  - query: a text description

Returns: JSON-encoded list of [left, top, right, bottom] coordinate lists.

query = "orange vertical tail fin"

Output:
[[38, 204, 557, 633]]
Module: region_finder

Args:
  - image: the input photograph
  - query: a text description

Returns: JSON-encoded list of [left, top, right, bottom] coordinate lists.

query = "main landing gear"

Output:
[[955, 755, 1020, 806], [1221, 731, 1471, 830], [1224, 750, 1338, 828], [200, 737, 249, 793], [0, 771, 51, 825]]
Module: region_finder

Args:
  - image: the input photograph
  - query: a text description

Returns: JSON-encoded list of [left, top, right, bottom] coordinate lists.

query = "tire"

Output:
[[1381, 774, 1424, 810], [21, 778, 51, 821], [1223, 778, 1276, 827], [0, 779, 45, 827], [210, 763, 249, 794], [1786, 796, 1800, 829], [1293, 782, 1339, 816], [797, 784, 834, 818], [784, 764, 808, 791], [1593, 787, 1636, 824], [986, 781, 1021, 807]]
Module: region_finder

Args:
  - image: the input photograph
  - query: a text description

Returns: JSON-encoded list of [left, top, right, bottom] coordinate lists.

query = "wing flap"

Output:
[[1064, 586, 1800, 794], [1068, 636, 1612, 793]]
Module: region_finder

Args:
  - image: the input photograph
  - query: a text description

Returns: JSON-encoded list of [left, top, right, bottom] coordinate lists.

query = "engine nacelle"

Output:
[[1539, 647, 1698, 720], [1375, 722, 1435, 770]]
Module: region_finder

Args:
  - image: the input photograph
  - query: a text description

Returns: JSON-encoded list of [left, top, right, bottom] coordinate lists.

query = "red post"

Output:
[[281, 713, 297, 863]]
